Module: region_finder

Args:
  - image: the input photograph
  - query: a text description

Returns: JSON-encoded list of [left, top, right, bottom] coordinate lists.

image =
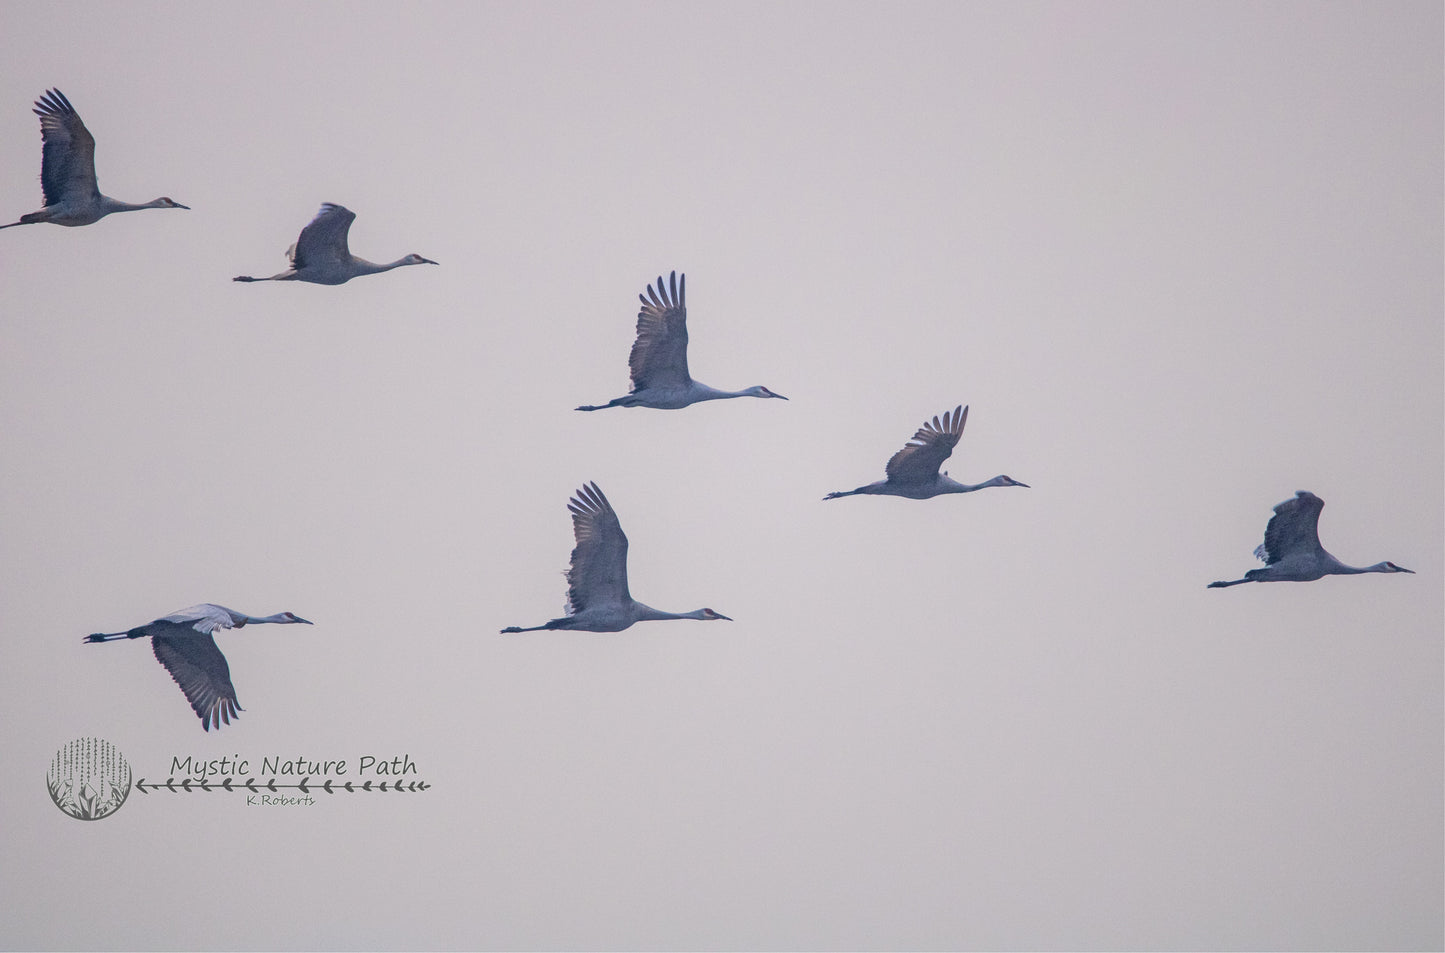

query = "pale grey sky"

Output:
[[1, 2, 1440, 949]]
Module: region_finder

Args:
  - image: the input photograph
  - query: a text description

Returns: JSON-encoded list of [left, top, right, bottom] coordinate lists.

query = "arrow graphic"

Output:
[[135, 776, 430, 794]]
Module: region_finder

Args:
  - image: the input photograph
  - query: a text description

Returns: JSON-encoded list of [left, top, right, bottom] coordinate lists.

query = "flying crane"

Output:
[[85, 604, 312, 730], [234, 203, 437, 284], [1208, 491, 1413, 587], [1, 88, 188, 229], [501, 482, 732, 632], [576, 271, 787, 410], [824, 404, 1029, 500]]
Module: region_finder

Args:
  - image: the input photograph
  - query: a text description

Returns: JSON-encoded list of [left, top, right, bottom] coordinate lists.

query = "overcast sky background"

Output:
[[0, 2, 1440, 950]]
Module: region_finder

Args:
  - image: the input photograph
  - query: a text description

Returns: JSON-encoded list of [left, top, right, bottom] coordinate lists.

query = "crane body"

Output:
[[1, 89, 188, 229], [85, 604, 312, 730]]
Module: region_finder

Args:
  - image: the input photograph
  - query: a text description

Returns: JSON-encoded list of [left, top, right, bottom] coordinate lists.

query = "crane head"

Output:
[[152, 197, 189, 209], [403, 254, 439, 266], [996, 475, 1029, 488], [1378, 562, 1414, 574], [701, 608, 732, 621], [749, 386, 787, 400]]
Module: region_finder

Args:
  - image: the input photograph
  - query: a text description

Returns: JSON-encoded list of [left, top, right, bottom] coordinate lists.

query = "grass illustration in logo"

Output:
[[47, 738, 132, 820]]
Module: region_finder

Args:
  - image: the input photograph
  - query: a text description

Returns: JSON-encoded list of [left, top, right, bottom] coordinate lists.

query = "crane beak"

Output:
[[292, 615, 314, 625], [420, 257, 439, 265], [1013, 480, 1031, 488], [716, 612, 733, 621]]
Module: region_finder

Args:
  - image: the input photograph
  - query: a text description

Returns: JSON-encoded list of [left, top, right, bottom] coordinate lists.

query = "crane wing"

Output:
[[628, 271, 691, 392], [885, 405, 967, 485], [151, 626, 241, 731], [1255, 491, 1326, 564], [161, 604, 237, 634], [565, 482, 631, 612], [291, 203, 355, 268], [33, 89, 99, 207]]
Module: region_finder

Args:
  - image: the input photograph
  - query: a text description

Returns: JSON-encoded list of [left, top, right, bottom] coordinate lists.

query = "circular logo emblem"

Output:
[[47, 738, 132, 820]]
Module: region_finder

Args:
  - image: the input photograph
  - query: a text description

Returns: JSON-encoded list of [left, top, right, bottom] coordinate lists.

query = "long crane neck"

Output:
[[347, 257, 393, 277], [1330, 561, 1396, 576], [231, 611, 312, 627], [632, 603, 708, 622], [940, 474, 1011, 493], [99, 196, 171, 214], [691, 383, 776, 403], [689, 384, 748, 403], [349, 257, 415, 277]]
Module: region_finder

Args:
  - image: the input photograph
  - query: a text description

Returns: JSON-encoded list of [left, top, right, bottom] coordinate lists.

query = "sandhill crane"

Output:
[[233, 203, 437, 284], [575, 271, 787, 410], [0, 89, 188, 230], [1208, 491, 1413, 588], [501, 482, 732, 633], [84, 604, 312, 730], [824, 404, 1029, 500]]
